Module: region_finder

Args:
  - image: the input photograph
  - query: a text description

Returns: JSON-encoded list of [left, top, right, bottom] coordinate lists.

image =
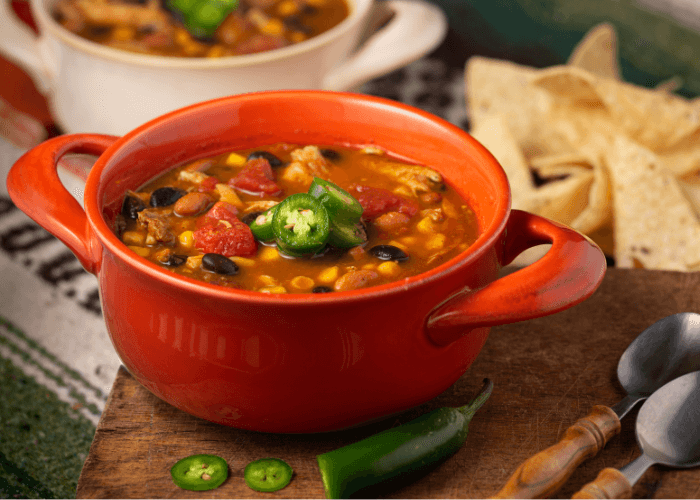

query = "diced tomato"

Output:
[[228, 158, 283, 197], [197, 176, 219, 192], [197, 201, 239, 228], [350, 185, 419, 220], [193, 219, 257, 257]]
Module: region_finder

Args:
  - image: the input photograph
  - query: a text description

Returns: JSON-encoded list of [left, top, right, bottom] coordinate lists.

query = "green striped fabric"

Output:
[[0, 317, 97, 499]]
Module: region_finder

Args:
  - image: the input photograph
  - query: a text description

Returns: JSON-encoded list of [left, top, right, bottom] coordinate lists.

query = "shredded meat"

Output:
[[363, 159, 443, 195], [280, 146, 330, 186], [137, 209, 176, 244]]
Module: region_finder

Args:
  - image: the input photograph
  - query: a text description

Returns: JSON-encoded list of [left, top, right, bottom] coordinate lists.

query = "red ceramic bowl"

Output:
[[7, 91, 605, 433]]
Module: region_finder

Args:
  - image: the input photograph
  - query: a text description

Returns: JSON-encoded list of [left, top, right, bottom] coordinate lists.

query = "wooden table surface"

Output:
[[76, 268, 700, 499]]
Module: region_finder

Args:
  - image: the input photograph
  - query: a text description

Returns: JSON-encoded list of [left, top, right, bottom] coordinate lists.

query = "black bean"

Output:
[[121, 195, 146, 219], [283, 15, 312, 34], [312, 286, 333, 293], [241, 211, 263, 226], [150, 187, 186, 207], [368, 244, 409, 262], [319, 148, 341, 161], [164, 254, 187, 267], [202, 253, 239, 275], [247, 151, 283, 168]]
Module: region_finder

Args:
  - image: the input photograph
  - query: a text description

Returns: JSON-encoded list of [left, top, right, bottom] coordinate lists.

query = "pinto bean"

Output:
[[373, 211, 411, 235], [334, 269, 379, 292], [420, 192, 442, 204], [173, 192, 213, 217]]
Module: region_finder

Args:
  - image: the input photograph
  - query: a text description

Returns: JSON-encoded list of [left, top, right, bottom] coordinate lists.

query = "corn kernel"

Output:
[[260, 18, 284, 36], [289, 276, 314, 290], [289, 31, 307, 44], [387, 239, 409, 252], [206, 45, 226, 58], [416, 216, 436, 234], [225, 152, 247, 166], [317, 266, 339, 283], [425, 233, 446, 251], [215, 184, 244, 208], [111, 26, 135, 42], [399, 236, 418, 247], [377, 261, 401, 277], [128, 245, 150, 257], [259, 285, 287, 294], [229, 256, 256, 267], [182, 42, 203, 56], [122, 231, 145, 246], [277, 0, 298, 16], [186, 255, 203, 269], [258, 275, 279, 287], [259, 246, 281, 262], [175, 28, 192, 45], [178, 230, 194, 248]]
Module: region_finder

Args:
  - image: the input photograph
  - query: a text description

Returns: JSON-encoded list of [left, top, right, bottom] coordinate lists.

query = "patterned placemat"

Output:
[[0, 31, 472, 497]]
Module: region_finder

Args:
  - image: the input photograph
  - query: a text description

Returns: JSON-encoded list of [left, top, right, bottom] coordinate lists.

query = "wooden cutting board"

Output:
[[76, 268, 700, 498]]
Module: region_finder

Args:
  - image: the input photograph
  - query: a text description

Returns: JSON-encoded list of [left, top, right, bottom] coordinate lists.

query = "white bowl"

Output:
[[0, 0, 446, 135]]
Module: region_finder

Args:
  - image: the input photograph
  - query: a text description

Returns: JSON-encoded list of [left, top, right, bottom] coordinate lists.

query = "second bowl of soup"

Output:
[[7, 91, 606, 433], [0, 0, 446, 135]]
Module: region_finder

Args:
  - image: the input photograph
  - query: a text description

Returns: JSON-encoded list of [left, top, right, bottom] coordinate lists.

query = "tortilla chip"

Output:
[[466, 57, 578, 158], [531, 66, 607, 107], [608, 136, 700, 270], [568, 150, 612, 235], [470, 112, 534, 208], [595, 78, 700, 152], [567, 22, 621, 81], [523, 170, 595, 227]]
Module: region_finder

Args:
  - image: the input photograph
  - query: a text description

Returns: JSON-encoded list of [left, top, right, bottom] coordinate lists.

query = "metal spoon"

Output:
[[572, 370, 700, 499], [493, 312, 700, 499]]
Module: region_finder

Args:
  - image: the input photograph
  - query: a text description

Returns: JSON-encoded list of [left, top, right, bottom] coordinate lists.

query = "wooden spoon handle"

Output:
[[571, 468, 632, 499], [492, 405, 621, 499]]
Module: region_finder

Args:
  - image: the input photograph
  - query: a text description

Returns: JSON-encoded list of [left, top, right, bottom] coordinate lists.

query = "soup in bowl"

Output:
[[7, 91, 606, 433]]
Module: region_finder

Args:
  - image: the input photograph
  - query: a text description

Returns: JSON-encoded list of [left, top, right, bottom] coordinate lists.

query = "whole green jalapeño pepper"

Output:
[[316, 379, 493, 499], [272, 193, 330, 256]]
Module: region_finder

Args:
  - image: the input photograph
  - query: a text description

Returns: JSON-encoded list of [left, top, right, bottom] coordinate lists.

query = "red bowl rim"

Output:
[[83, 90, 511, 306]]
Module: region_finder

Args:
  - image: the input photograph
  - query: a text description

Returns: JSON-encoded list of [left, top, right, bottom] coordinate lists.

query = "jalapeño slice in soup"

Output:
[[114, 144, 479, 294]]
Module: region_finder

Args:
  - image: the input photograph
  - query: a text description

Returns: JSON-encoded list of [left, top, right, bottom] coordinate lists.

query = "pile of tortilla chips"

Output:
[[466, 23, 700, 271]]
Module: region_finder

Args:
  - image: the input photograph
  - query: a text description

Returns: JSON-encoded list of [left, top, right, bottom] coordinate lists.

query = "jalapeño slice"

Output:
[[248, 204, 278, 242], [244, 458, 293, 493], [170, 454, 228, 491], [308, 177, 363, 223], [328, 220, 367, 248], [272, 193, 330, 256]]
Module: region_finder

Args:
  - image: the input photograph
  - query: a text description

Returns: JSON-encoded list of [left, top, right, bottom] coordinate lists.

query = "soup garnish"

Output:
[[114, 144, 479, 293], [52, 0, 349, 57]]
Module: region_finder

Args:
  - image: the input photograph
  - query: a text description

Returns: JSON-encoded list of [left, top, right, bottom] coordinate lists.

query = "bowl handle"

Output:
[[323, 0, 447, 91], [6, 134, 118, 275], [425, 210, 606, 346]]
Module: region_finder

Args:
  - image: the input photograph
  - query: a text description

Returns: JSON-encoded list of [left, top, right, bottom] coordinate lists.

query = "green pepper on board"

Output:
[[316, 379, 493, 499], [244, 458, 294, 493], [170, 453, 228, 491]]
